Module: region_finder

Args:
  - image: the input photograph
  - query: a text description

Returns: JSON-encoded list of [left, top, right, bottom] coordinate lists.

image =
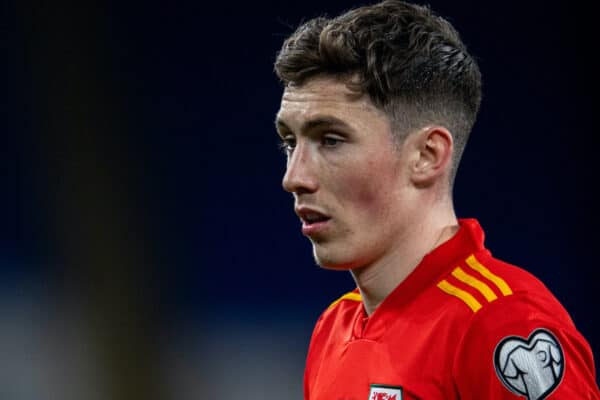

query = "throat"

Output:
[[349, 245, 426, 316], [351, 266, 391, 316]]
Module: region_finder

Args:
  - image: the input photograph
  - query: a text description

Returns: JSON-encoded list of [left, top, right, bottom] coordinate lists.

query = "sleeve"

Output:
[[452, 292, 600, 399]]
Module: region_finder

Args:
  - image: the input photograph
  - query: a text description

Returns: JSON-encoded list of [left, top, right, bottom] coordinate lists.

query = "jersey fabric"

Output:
[[304, 219, 599, 400]]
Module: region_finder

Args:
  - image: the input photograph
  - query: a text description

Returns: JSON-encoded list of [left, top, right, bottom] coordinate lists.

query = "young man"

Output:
[[274, 1, 599, 399]]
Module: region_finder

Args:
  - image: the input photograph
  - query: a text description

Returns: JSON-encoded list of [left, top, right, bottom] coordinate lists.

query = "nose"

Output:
[[282, 143, 318, 194]]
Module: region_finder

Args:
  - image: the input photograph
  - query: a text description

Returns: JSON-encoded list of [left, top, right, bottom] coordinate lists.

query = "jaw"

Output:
[[311, 240, 353, 271], [310, 234, 374, 271]]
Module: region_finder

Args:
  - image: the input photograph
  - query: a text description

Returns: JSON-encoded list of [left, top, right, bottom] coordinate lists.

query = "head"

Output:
[[274, 0, 482, 270], [275, 0, 482, 183]]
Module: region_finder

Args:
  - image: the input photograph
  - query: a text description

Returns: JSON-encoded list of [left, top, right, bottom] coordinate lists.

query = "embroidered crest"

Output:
[[494, 328, 564, 400], [368, 384, 403, 400]]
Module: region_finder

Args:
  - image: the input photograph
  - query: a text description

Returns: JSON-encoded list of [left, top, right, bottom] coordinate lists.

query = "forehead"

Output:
[[276, 77, 388, 131]]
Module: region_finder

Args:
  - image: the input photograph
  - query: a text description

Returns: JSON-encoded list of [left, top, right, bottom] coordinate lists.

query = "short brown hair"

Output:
[[274, 0, 482, 183]]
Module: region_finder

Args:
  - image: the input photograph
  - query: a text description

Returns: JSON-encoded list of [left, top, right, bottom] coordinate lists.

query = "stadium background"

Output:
[[4, 0, 598, 398]]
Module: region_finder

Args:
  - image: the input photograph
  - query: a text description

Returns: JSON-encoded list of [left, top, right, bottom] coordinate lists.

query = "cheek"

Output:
[[339, 158, 397, 216]]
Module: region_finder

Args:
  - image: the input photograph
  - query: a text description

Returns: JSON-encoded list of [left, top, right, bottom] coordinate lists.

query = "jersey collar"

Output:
[[352, 218, 487, 340]]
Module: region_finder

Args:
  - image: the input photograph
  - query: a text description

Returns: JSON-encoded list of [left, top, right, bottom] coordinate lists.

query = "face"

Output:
[[275, 76, 417, 270]]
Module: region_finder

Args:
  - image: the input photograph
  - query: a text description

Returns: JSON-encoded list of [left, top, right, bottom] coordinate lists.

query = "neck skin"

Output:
[[350, 200, 459, 316]]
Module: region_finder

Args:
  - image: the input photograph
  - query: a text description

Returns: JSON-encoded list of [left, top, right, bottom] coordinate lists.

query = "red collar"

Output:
[[351, 218, 487, 340]]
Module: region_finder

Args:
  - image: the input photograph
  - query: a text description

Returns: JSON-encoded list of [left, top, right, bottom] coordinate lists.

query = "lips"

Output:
[[296, 206, 331, 236]]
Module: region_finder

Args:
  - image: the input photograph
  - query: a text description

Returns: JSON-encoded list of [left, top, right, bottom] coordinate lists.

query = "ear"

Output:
[[409, 126, 453, 187]]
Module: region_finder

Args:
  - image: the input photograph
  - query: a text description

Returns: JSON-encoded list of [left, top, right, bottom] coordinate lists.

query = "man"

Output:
[[273, 1, 599, 399]]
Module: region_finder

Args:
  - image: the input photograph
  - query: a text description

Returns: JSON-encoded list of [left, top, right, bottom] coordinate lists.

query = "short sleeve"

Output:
[[452, 292, 600, 399]]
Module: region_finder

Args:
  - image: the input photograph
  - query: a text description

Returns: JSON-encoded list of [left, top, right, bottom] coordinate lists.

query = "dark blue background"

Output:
[[4, 0, 598, 397]]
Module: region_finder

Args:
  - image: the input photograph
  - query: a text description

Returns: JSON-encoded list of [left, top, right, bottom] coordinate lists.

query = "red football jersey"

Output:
[[304, 219, 599, 400]]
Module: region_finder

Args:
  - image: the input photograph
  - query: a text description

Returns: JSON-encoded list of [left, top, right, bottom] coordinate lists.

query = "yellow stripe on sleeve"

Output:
[[451, 267, 498, 302], [465, 255, 513, 296], [437, 279, 482, 312], [327, 291, 362, 310]]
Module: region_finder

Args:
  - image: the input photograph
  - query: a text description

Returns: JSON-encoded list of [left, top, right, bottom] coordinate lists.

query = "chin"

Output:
[[312, 244, 356, 271]]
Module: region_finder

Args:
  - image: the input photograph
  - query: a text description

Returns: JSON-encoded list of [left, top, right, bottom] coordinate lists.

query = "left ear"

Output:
[[410, 126, 453, 186]]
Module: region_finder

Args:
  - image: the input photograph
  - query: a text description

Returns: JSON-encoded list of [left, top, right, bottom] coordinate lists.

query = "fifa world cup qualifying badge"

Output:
[[494, 328, 565, 400]]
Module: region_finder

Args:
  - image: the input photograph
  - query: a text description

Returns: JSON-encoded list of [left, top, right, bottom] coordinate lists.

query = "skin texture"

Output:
[[276, 76, 459, 315]]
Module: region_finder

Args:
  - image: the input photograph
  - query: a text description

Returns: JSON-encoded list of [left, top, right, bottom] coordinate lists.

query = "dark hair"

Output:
[[274, 0, 482, 183]]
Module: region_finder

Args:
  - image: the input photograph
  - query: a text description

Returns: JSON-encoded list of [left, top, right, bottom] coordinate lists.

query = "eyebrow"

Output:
[[275, 115, 352, 136]]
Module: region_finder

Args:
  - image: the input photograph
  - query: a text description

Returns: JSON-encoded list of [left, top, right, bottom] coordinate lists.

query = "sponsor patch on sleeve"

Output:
[[494, 328, 564, 400]]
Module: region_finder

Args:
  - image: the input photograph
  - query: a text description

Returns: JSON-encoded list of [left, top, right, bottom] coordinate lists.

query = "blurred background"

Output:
[[4, 0, 598, 398]]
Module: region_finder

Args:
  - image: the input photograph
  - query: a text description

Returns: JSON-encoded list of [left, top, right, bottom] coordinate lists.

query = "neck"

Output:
[[350, 209, 459, 316]]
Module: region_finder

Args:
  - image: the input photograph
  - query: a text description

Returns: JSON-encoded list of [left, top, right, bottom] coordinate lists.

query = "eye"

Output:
[[278, 136, 296, 154], [321, 134, 344, 147]]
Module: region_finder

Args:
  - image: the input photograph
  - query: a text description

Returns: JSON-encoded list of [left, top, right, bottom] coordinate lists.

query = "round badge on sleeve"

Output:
[[493, 328, 564, 400]]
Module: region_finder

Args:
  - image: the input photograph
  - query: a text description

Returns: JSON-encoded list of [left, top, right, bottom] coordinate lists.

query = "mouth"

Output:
[[296, 207, 331, 236]]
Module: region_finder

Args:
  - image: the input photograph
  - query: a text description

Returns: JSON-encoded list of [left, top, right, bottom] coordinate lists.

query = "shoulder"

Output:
[[434, 250, 565, 318], [312, 289, 362, 332], [326, 290, 362, 312], [438, 252, 599, 398], [434, 250, 581, 353], [305, 289, 362, 366], [306, 289, 363, 351]]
